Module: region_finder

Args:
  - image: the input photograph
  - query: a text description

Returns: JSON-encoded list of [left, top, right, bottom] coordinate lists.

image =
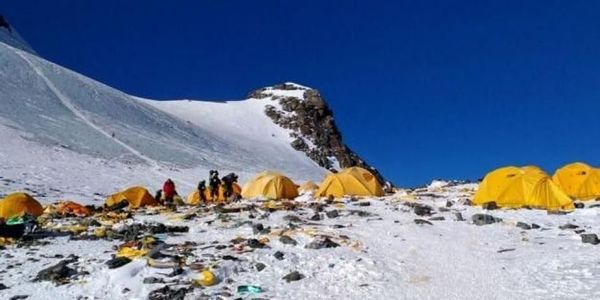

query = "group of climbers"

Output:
[[196, 170, 240, 203]]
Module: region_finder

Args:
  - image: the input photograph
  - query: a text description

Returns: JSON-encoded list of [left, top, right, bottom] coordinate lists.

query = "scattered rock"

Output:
[[34, 259, 78, 284], [274, 251, 285, 260], [575, 229, 586, 234], [9, 296, 28, 300], [306, 237, 340, 249], [143, 277, 165, 284], [255, 263, 266, 272], [222, 255, 238, 261], [279, 235, 298, 246], [414, 219, 433, 225], [482, 201, 498, 210], [497, 248, 516, 253], [446, 200, 454, 207], [354, 201, 371, 207], [247, 239, 264, 249], [282, 271, 304, 283], [472, 214, 501, 226], [454, 212, 464, 221], [581, 234, 600, 245], [574, 202, 585, 209], [531, 223, 541, 229], [326, 210, 339, 219], [148, 285, 188, 300], [106, 257, 131, 269], [559, 223, 579, 230], [0, 283, 8, 290], [310, 213, 322, 221], [283, 215, 303, 223], [429, 216, 445, 221], [252, 223, 264, 234], [413, 205, 433, 216], [516, 222, 531, 230]]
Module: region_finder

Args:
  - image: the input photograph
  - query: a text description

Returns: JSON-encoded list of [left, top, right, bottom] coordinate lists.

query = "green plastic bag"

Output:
[[6, 215, 24, 225]]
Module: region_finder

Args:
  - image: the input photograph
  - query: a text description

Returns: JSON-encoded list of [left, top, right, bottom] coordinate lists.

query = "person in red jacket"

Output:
[[162, 179, 176, 204]]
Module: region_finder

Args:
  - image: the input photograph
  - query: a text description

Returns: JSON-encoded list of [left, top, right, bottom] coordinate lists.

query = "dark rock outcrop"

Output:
[[250, 83, 390, 187]]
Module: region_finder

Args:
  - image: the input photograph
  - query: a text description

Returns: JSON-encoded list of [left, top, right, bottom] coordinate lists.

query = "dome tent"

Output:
[[0, 192, 44, 219], [473, 166, 574, 211], [552, 162, 600, 201], [241, 171, 298, 200], [316, 167, 384, 198], [105, 186, 158, 209]]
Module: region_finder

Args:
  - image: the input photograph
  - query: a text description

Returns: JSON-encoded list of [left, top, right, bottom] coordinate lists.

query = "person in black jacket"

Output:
[[209, 170, 221, 199]]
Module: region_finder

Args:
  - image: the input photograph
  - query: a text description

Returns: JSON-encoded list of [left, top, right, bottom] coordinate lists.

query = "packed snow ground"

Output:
[[2, 182, 600, 300]]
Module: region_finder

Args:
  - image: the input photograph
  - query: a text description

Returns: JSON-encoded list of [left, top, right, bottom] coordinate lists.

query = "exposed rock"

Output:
[[531, 223, 541, 229], [429, 216, 445, 221], [306, 237, 340, 249], [559, 223, 579, 230], [326, 210, 339, 219], [516, 222, 532, 230], [143, 277, 165, 284], [482, 201, 498, 210], [274, 251, 285, 260], [34, 259, 78, 284], [283, 215, 303, 223], [282, 271, 305, 283], [413, 205, 433, 216], [310, 213, 322, 221], [251, 84, 390, 186], [148, 285, 188, 300], [472, 214, 501, 226], [581, 234, 600, 245], [255, 262, 266, 272], [454, 212, 465, 221], [414, 219, 433, 225], [252, 223, 264, 234], [0, 283, 8, 290], [497, 248, 516, 253], [106, 257, 131, 269], [279, 235, 298, 246], [575, 229, 586, 234], [246, 239, 264, 249], [446, 200, 454, 207], [9, 296, 28, 300]]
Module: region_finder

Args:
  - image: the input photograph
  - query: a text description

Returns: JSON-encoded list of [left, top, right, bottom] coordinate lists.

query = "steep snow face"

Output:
[[0, 40, 326, 197], [0, 17, 36, 54]]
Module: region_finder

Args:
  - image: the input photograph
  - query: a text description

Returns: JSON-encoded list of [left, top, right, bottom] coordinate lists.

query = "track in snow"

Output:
[[13, 48, 194, 188]]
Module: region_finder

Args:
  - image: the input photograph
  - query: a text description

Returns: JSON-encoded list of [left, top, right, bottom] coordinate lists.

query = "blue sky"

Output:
[[4, 1, 600, 186]]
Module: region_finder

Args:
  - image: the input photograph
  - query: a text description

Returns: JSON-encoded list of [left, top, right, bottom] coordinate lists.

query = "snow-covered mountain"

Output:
[[0, 17, 384, 201]]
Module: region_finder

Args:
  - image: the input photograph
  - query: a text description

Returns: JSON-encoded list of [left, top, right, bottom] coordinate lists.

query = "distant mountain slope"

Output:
[[0, 17, 387, 200]]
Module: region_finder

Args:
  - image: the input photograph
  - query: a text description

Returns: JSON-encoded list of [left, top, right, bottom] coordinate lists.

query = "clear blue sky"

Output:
[[4, 1, 600, 186]]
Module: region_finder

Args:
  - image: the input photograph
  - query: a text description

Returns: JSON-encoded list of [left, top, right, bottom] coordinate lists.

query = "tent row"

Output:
[[0, 166, 385, 220], [473, 162, 600, 211]]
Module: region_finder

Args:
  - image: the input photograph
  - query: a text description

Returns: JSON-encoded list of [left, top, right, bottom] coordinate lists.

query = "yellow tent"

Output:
[[187, 183, 242, 205], [105, 186, 158, 209], [241, 171, 298, 200], [298, 181, 319, 194], [0, 192, 44, 219], [553, 162, 600, 200], [473, 166, 574, 211], [316, 167, 384, 198]]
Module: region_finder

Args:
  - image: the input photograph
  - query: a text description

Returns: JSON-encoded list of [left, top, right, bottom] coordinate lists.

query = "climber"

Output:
[[209, 170, 221, 199], [221, 173, 238, 199], [162, 179, 176, 204], [197, 180, 207, 203]]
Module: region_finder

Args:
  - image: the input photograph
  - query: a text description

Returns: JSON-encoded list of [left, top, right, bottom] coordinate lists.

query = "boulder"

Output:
[[516, 222, 531, 230], [282, 271, 304, 283], [581, 234, 600, 245], [472, 214, 501, 226], [306, 237, 340, 249]]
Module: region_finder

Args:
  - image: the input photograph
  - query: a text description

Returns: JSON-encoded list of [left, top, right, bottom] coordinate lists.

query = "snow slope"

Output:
[[0, 39, 325, 200], [3, 183, 600, 299]]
